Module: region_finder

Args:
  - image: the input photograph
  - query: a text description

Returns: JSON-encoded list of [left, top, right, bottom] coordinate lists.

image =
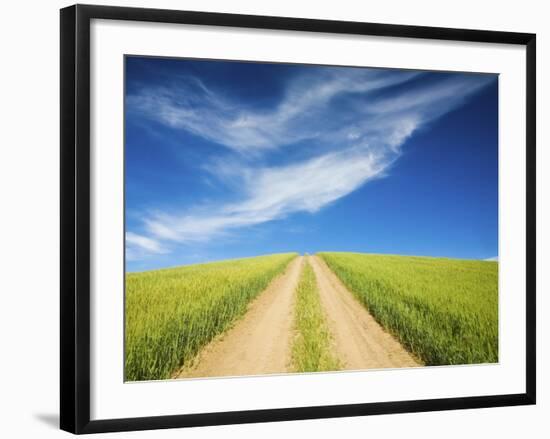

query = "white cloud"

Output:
[[484, 256, 498, 261], [128, 69, 419, 155], [144, 147, 392, 243], [125, 232, 167, 260], [127, 68, 495, 256]]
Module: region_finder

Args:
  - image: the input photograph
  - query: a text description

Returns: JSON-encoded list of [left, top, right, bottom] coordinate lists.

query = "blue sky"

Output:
[[125, 56, 498, 272]]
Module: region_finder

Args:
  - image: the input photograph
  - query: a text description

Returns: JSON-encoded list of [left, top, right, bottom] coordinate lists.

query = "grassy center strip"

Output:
[[125, 253, 298, 381], [292, 257, 341, 373]]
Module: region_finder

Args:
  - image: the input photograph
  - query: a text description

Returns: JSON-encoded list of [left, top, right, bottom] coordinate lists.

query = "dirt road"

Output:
[[309, 255, 421, 370], [176, 256, 304, 379]]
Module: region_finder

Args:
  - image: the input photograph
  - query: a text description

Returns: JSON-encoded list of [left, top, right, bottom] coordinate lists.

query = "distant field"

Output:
[[318, 252, 498, 365], [125, 253, 297, 381]]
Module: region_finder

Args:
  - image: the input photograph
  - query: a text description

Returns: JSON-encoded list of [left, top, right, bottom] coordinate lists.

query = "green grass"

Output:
[[292, 258, 340, 373], [125, 253, 297, 381], [318, 252, 498, 366]]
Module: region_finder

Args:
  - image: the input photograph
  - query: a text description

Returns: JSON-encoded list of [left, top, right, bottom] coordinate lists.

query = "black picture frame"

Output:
[[60, 4, 536, 434]]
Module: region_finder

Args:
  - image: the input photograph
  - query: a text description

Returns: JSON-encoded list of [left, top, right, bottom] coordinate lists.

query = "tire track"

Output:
[[310, 255, 421, 370], [175, 256, 304, 378]]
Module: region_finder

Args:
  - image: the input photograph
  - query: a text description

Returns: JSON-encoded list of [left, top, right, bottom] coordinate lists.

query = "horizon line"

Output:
[[126, 251, 498, 274]]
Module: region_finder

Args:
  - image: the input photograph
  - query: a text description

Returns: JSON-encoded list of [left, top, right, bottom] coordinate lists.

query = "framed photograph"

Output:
[[60, 4, 536, 434]]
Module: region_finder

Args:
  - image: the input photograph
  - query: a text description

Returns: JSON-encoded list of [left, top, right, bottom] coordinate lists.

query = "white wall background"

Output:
[[0, 0, 546, 437]]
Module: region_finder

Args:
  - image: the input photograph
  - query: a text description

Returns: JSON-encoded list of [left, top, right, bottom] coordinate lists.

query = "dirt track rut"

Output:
[[309, 255, 421, 370], [176, 256, 303, 378]]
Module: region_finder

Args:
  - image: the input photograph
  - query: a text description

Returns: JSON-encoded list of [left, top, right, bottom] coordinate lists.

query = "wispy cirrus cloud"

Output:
[[144, 147, 391, 243], [127, 68, 419, 155], [125, 232, 167, 261], [127, 66, 495, 257]]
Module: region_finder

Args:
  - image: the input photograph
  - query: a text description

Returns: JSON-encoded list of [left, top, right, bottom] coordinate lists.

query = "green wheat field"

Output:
[[125, 252, 498, 382], [125, 253, 297, 381], [319, 252, 498, 365]]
